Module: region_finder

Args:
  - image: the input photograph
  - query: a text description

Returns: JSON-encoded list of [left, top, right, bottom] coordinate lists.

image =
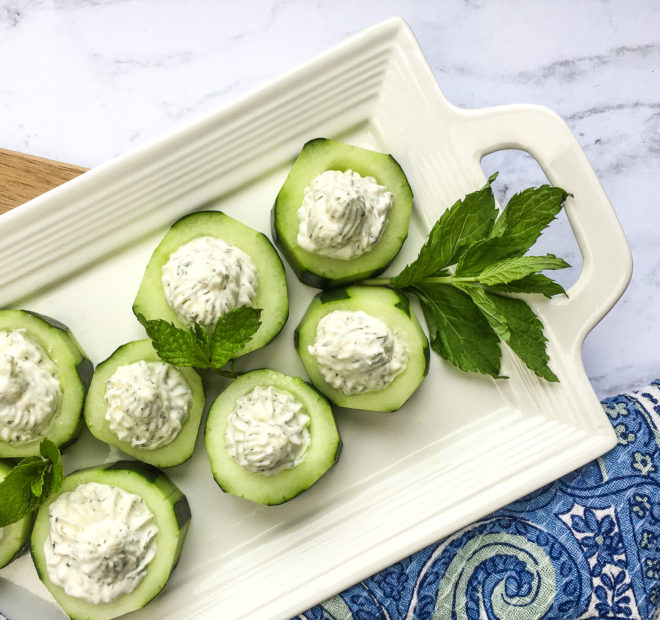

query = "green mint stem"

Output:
[[360, 275, 478, 287]]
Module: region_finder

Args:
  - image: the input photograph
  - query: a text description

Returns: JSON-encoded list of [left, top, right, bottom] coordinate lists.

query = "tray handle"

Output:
[[458, 104, 632, 354]]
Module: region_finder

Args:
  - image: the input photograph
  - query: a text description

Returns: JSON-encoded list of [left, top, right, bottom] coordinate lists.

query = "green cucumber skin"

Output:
[[319, 288, 352, 304], [0, 309, 91, 457], [23, 310, 93, 385], [133, 210, 289, 358], [21, 309, 71, 333], [76, 357, 94, 390], [30, 461, 190, 620], [271, 138, 413, 290], [102, 459, 163, 482], [84, 339, 205, 468], [270, 206, 334, 290], [205, 368, 341, 506], [211, 432, 343, 504], [295, 286, 429, 412]]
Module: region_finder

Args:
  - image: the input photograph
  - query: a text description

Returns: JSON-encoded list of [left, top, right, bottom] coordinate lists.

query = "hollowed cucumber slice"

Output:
[[295, 286, 429, 412], [84, 339, 205, 467], [205, 369, 340, 505], [0, 309, 92, 458], [271, 138, 413, 288], [30, 460, 190, 620], [133, 211, 288, 358]]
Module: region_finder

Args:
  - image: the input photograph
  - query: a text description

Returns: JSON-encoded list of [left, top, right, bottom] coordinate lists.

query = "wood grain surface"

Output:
[[0, 149, 87, 214]]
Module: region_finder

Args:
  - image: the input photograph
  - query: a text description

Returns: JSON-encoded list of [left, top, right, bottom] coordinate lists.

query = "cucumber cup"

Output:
[[272, 138, 413, 288]]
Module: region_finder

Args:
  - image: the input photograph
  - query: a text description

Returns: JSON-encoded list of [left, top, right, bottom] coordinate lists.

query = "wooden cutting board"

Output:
[[0, 148, 87, 214]]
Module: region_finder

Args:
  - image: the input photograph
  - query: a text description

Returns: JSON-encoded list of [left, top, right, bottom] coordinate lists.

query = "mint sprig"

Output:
[[136, 306, 262, 376], [0, 438, 63, 527], [365, 175, 571, 381], [392, 173, 500, 288]]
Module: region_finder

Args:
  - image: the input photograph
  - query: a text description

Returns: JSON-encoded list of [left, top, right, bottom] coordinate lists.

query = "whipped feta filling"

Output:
[[44, 482, 158, 605], [225, 385, 310, 476], [0, 330, 61, 443], [104, 361, 192, 450], [161, 236, 258, 328], [308, 310, 408, 395], [296, 169, 394, 259]]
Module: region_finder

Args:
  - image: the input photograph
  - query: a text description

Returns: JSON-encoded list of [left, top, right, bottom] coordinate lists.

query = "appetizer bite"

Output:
[[205, 369, 341, 505], [271, 138, 413, 288], [133, 211, 288, 358], [84, 340, 205, 467], [30, 461, 190, 620], [0, 310, 92, 458], [295, 286, 429, 412]]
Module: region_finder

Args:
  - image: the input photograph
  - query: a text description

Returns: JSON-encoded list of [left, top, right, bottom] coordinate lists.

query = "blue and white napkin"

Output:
[[298, 380, 660, 619]]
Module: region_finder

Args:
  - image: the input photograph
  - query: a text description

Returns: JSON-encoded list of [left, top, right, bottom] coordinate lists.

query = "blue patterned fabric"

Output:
[[297, 380, 660, 620]]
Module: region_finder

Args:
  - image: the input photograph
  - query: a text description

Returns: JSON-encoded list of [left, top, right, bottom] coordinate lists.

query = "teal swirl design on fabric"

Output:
[[413, 517, 585, 619], [434, 534, 555, 619]]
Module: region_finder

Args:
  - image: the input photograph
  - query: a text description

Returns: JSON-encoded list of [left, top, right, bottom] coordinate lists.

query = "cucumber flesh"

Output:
[[0, 310, 91, 458], [205, 369, 341, 505], [84, 339, 206, 467], [271, 138, 413, 288], [0, 461, 35, 568], [133, 210, 289, 358], [30, 461, 190, 620], [295, 286, 429, 412]]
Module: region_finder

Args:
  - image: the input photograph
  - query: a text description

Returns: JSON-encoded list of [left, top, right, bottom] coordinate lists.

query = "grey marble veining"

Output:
[[0, 0, 659, 399]]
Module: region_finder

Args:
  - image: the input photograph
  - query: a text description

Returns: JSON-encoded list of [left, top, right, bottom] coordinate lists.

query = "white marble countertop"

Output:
[[1, 0, 658, 396]]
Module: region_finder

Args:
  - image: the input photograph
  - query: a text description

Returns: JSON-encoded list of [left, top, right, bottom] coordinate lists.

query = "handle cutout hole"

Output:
[[481, 148, 583, 292]]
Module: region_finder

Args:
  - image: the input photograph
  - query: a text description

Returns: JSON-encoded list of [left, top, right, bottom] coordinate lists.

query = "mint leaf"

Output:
[[0, 439, 64, 527], [137, 314, 211, 367], [40, 437, 63, 496], [412, 283, 503, 378], [477, 255, 570, 286], [459, 286, 558, 381], [0, 461, 47, 526], [455, 284, 510, 343], [455, 235, 521, 276], [210, 306, 262, 367], [137, 307, 261, 372], [456, 185, 570, 277], [490, 185, 570, 252], [30, 470, 46, 497], [393, 174, 498, 287], [487, 273, 567, 299]]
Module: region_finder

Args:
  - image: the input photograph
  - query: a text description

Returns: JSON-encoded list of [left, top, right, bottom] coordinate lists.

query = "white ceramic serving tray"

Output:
[[0, 17, 632, 620]]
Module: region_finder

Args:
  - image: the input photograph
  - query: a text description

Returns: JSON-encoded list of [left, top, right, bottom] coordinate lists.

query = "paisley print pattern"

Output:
[[297, 380, 660, 620]]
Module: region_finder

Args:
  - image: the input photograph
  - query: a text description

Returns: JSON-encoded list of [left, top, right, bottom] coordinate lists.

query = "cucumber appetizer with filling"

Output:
[[271, 138, 413, 288], [205, 369, 341, 505], [84, 340, 205, 467], [30, 460, 190, 620], [0, 309, 92, 458], [0, 460, 35, 568], [133, 211, 288, 358], [295, 286, 429, 412]]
